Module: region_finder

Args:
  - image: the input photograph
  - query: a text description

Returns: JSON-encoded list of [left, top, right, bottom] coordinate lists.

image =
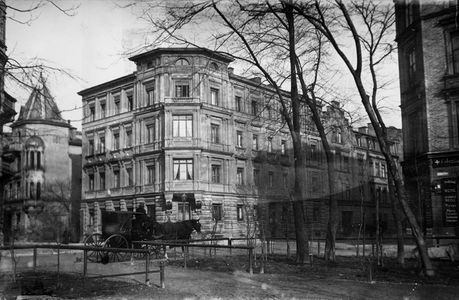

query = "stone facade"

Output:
[[395, 1, 459, 236], [79, 48, 402, 240], [1, 77, 82, 242]]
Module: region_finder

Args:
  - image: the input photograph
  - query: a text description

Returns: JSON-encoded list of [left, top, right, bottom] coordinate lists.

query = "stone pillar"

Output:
[[120, 199, 127, 211], [94, 202, 102, 233]]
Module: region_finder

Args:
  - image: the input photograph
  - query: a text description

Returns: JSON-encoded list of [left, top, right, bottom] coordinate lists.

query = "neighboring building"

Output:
[[0, 0, 17, 245], [79, 47, 402, 239], [395, 1, 459, 237], [1, 76, 82, 242]]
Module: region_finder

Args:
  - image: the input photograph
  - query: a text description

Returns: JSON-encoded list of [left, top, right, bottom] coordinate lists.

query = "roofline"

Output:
[[11, 119, 72, 129], [78, 73, 136, 97], [128, 47, 234, 64]]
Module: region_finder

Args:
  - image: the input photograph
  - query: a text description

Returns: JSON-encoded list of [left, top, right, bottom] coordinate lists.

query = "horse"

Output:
[[141, 218, 201, 258]]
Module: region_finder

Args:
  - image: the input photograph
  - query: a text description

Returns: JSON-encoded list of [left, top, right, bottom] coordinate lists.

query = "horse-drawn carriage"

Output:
[[83, 210, 201, 263]]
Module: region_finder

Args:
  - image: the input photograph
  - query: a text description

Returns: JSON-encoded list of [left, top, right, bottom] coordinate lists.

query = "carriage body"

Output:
[[84, 210, 153, 263]]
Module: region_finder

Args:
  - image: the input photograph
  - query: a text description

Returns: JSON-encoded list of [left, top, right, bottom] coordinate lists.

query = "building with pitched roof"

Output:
[[1, 76, 81, 243]]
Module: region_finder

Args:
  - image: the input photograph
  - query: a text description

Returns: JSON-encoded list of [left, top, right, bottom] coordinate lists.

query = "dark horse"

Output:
[[138, 218, 201, 257]]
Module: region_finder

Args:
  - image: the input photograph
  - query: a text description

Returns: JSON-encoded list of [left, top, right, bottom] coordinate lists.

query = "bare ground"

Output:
[[2, 255, 459, 299]]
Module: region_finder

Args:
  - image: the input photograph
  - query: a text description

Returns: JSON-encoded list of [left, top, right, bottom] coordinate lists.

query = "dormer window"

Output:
[[176, 58, 190, 66], [210, 62, 219, 70]]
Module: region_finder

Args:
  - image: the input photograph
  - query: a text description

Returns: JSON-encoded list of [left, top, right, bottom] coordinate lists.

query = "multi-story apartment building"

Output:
[[395, 1, 459, 237], [79, 47, 402, 239], [0, 0, 17, 245], [1, 77, 82, 242]]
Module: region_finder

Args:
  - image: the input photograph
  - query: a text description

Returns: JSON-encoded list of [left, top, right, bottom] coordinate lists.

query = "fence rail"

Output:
[[0, 244, 166, 288]]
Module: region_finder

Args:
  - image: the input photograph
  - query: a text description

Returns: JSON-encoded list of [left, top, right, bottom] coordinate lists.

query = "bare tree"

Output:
[[293, 0, 433, 275]]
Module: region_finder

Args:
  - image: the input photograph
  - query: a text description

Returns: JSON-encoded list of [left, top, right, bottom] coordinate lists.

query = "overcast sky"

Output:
[[6, 0, 402, 131]]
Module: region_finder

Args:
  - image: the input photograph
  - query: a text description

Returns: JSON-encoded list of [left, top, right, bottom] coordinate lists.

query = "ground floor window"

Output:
[[212, 203, 222, 221]]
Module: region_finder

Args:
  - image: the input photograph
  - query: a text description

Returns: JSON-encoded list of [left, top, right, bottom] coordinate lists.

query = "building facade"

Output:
[[0, 0, 17, 245], [79, 48, 402, 240], [1, 77, 82, 242], [395, 1, 459, 237]]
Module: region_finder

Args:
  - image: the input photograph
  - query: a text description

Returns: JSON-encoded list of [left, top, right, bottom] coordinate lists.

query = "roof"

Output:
[[13, 75, 70, 128], [128, 47, 234, 64]]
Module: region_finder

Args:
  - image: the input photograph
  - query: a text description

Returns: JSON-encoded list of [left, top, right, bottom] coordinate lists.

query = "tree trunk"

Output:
[[389, 175, 405, 266], [324, 151, 338, 262]]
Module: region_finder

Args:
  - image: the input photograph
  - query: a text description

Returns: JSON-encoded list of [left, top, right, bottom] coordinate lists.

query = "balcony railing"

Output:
[[164, 97, 200, 104]]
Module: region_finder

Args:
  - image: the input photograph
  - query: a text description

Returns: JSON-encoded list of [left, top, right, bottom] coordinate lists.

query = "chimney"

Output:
[[228, 67, 234, 74], [358, 126, 368, 134], [331, 100, 340, 108]]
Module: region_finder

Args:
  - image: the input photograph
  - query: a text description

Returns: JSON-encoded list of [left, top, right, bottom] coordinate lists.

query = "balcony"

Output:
[[164, 97, 200, 105], [164, 138, 201, 149]]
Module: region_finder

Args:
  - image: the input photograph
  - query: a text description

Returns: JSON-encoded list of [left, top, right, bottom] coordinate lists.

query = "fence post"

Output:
[[33, 247, 37, 271], [83, 249, 88, 278], [184, 246, 187, 269], [229, 239, 232, 255], [57, 244, 61, 287], [145, 252, 150, 284], [160, 261, 165, 288], [317, 239, 320, 257], [249, 247, 253, 275]]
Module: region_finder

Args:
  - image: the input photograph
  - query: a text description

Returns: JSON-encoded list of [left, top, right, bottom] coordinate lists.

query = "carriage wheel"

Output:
[[104, 234, 129, 262], [149, 244, 166, 259], [84, 233, 104, 263]]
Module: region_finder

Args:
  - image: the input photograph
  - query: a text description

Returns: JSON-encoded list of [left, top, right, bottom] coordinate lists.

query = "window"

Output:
[[99, 137, 105, 153], [30, 182, 34, 199], [146, 124, 155, 144], [175, 81, 190, 97], [88, 139, 94, 155], [211, 165, 221, 183], [267, 137, 273, 153], [36, 182, 41, 200], [343, 156, 349, 172], [210, 62, 219, 70], [113, 170, 120, 188], [381, 164, 386, 178], [251, 100, 258, 116], [210, 88, 219, 106], [252, 134, 259, 150], [237, 205, 244, 221], [16, 182, 20, 199], [212, 203, 222, 221], [176, 58, 189, 66], [236, 168, 244, 185], [178, 203, 190, 220], [147, 165, 155, 184], [211, 124, 220, 144], [268, 172, 274, 187], [253, 169, 260, 186], [147, 88, 155, 105], [127, 94, 133, 111], [313, 204, 321, 222], [99, 172, 105, 190], [173, 115, 193, 137], [283, 173, 288, 188], [37, 152, 41, 169], [266, 105, 272, 119], [174, 159, 193, 180], [281, 140, 286, 155], [236, 131, 243, 148], [113, 132, 120, 150], [235, 96, 242, 112], [452, 32, 459, 74], [89, 105, 95, 122], [99, 102, 106, 119], [126, 167, 133, 186], [311, 174, 319, 193], [88, 174, 95, 191], [125, 129, 132, 148], [405, 0, 415, 27], [407, 48, 416, 82], [113, 95, 120, 114]]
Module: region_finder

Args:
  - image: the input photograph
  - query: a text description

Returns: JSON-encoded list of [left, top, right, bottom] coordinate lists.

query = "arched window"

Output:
[[210, 62, 219, 70], [30, 182, 35, 199], [175, 58, 189, 66], [37, 152, 41, 169], [30, 151, 35, 169], [37, 182, 41, 199]]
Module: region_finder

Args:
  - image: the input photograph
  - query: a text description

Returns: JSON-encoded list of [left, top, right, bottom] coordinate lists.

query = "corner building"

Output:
[[395, 1, 459, 237], [79, 48, 302, 237]]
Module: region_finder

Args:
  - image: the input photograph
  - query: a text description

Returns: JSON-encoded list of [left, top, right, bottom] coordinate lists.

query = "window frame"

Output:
[[210, 87, 219, 106], [172, 115, 193, 138], [173, 159, 193, 180], [236, 131, 243, 148], [211, 123, 220, 144], [212, 203, 223, 221], [211, 164, 222, 183]]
